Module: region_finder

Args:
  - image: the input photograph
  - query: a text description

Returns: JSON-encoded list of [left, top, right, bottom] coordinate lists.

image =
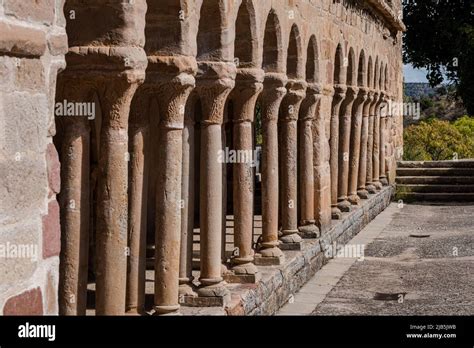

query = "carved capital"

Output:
[[196, 62, 236, 125], [322, 84, 335, 97], [261, 73, 287, 123], [100, 76, 142, 128], [332, 84, 347, 105], [345, 85, 359, 103], [306, 82, 323, 96], [298, 83, 321, 122], [156, 73, 196, 129], [231, 68, 264, 123], [354, 86, 369, 104], [280, 79, 307, 121]]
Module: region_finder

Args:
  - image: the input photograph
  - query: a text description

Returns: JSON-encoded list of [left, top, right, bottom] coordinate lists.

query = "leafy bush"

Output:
[[403, 117, 474, 160]]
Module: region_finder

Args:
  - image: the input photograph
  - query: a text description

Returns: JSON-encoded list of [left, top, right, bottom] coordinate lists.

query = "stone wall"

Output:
[[0, 0, 67, 314]]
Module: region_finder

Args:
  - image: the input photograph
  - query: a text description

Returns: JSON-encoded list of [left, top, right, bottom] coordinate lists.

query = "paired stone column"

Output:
[[357, 90, 374, 199], [255, 73, 287, 265], [337, 86, 358, 212], [57, 85, 91, 315], [365, 90, 378, 194], [314, 86, 334, 233], [297, 83, 321, 238], [151, 56, 197, 314], [279, 79, 307, 250], [126, 91, 150, 315], [379, 92, 389, 186], [95, 72, 144, 315], [347, 87, 369, 205], [196, 62, 236, 302], [179, 93, 198, 297], [372, 92, 384, 190], [329, 84, 347, 219], [228, 68, 263, 282]]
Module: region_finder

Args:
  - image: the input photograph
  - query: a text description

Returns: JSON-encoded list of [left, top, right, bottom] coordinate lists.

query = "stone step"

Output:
[[396, 176, 474, 185], [397, 160, 474, 169], [395, 192, 474, 202], [397, 184, 474, 193], [396, 167, 474, 177]]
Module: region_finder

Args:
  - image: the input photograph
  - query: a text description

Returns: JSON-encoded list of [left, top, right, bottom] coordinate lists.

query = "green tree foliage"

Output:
[[404, 117, 474, 160], [403, 0, 474, 115]]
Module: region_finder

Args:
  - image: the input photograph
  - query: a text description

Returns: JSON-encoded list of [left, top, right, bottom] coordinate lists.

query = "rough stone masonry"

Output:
[[0, 0, 405, 315]]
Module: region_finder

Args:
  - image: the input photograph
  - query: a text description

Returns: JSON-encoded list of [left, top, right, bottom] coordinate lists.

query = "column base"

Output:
[[254, 245, 285, 265], [254, 253, 285, 265], [224, 264, 261, 284], [224, 261, 260, 283], [157, 311, 183, 316], [298, 224, 320, 238], [348, 194, 361, 205], [280, 230, 303, 250], [380, 177, 389, 186], [184, 283, 231, 307], [179, 283, 198, 298], [366, 184, 377, 194], [337, 199, 352, 212], [154, 304, 180, 315], [357, 189, 369, 199], [374, 181, 383, 190], [331, 206, 343, 220], [125, 307, 144, 316]]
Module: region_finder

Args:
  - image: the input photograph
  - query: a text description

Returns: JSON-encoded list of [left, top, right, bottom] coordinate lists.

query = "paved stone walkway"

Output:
[[278, 202, 474, 315]]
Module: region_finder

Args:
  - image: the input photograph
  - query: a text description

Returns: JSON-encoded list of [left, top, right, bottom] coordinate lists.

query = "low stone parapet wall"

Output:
[[180, 185, 395, 315]]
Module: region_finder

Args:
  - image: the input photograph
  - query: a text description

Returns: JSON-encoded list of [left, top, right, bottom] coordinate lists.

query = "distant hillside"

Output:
[[404, 83, 436, 99], [402, 84, 467, 127]]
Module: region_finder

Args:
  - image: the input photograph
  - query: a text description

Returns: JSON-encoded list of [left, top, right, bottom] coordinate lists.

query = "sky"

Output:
[[403, 64, 429, 83]]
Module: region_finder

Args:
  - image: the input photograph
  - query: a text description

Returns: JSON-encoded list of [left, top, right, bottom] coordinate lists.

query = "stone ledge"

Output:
[[0, 21, 47, 57], [366, 0, 406, 32], [180, 186, 394, 315]]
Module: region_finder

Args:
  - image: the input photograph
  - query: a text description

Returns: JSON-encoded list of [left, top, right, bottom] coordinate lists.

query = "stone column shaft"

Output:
[[58, 117, 90, 316], [372, 93, 383, 190], [153, 58, 196, 314], [348, 88, 369, 205], [357, 91, 374, 199], [365, 91, 378, 194], [297, 83, 321, 238], [126, 92, 149, 315], [379, 93, 389, 186], [313, 86, 333, 233], [256, 73, 286, 265], [329, 84, 347, 219], [337, 86, 358, 212], [179, 95, 197, 297], [230, 68, 263, 278], [196, 62, 235, 299], [279, 79, 306, 249], [96, 75, 142, 315]]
